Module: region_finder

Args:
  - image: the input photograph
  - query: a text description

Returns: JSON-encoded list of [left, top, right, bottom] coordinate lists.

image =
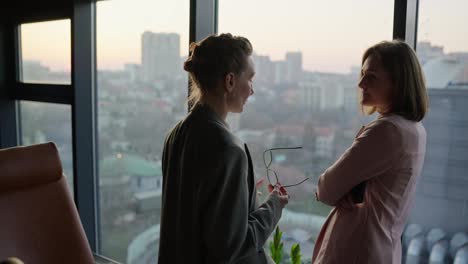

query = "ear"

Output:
[[224, 72, 236, 93]]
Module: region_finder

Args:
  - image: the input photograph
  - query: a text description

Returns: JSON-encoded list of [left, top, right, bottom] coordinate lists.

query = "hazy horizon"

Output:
[[19, 0, 468, 73]]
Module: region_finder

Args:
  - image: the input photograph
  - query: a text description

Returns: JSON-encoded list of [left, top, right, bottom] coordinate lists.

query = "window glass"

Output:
[[219, 0, 394, 260], [407, 1, 468, 263], [20, 101, 74, 193], [19, 20, 71, 84], [97, 0, 189, 262]]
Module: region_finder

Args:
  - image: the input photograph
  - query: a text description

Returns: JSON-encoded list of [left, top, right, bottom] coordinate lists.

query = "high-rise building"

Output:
[[409, 88, 468, 234], [22, 60, 51, 82], [299, 83, 321, 111], [252, 54, 274, 83], [423, 55, 468, 89], [417, 41, 444, 65], [273, 60, 287, 84], [408, 56, 468, 233], [299, 73, 321, 110], [124, 63, 141, 82], [299, 72, 348, 111], [141, 32, 180, 82], [285, 51, 303, 82], [344, 71, 360, 113], [343, 85, 358, 112]]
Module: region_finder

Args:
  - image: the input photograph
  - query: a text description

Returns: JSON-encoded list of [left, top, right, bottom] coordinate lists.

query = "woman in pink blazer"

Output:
[[312, 40, 428, 264]]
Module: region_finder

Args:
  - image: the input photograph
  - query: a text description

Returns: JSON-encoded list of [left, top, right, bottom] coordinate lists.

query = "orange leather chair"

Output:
[[0, 142, 94, 264]]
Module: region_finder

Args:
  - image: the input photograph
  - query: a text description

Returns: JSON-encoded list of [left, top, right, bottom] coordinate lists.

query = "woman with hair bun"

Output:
[[159, 33, 289, 264]]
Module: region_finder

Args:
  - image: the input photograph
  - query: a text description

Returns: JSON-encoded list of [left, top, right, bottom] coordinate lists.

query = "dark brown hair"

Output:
[[361, 40, 428, 121], [184, 33, 253, 107]]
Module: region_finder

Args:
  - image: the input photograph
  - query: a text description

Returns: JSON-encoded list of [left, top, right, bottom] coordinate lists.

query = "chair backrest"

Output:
[[0, 142, 94, 264]]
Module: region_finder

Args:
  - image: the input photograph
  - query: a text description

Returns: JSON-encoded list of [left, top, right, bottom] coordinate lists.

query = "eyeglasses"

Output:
[[263, 147, 310, 188]]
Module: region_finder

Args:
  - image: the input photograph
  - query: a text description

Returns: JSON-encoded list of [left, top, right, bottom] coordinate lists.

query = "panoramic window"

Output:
[[219, 0, 393, 260], [404, 0, 468, 263], [96, 0, 189, 262]]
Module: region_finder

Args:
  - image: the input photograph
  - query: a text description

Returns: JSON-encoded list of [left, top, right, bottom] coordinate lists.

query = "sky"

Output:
[[20, 0, 468, 73]]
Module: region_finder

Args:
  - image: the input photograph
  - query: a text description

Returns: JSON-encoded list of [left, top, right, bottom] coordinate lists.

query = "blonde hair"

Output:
[[360, 40, 428, 121], [183, 33, 253, 109]]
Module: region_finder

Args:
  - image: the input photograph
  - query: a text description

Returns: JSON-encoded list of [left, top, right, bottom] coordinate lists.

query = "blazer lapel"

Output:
[[244, 143, 255, 207]]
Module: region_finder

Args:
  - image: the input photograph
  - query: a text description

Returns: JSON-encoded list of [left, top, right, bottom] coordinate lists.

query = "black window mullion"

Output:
[[12, 83, 73, 104], [393, 0, 419, 49], [71, 0, 99, 253]]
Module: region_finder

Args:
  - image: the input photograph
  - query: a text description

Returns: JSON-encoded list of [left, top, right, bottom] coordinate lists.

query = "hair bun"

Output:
[[184, 59, 193, 72]]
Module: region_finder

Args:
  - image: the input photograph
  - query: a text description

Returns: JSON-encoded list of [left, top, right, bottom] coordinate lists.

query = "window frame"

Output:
[[0, 0, 418, 260]]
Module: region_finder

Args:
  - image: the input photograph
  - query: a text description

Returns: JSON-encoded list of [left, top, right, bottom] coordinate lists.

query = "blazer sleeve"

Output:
[[201, 145, 283, 263], [316, 120, 403, 206]]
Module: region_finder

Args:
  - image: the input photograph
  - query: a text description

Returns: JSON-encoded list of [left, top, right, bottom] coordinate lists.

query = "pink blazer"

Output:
[[313, 114, 426, 264]]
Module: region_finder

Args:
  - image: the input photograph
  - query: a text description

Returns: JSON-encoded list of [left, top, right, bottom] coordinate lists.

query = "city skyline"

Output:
[[22, 31, 468, 87], [18, 0, 468, 73]]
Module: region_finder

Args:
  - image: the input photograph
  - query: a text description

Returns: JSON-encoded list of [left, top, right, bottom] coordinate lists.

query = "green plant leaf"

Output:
[[290, 243, 302, 264], [269, 226, 284, 264]]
